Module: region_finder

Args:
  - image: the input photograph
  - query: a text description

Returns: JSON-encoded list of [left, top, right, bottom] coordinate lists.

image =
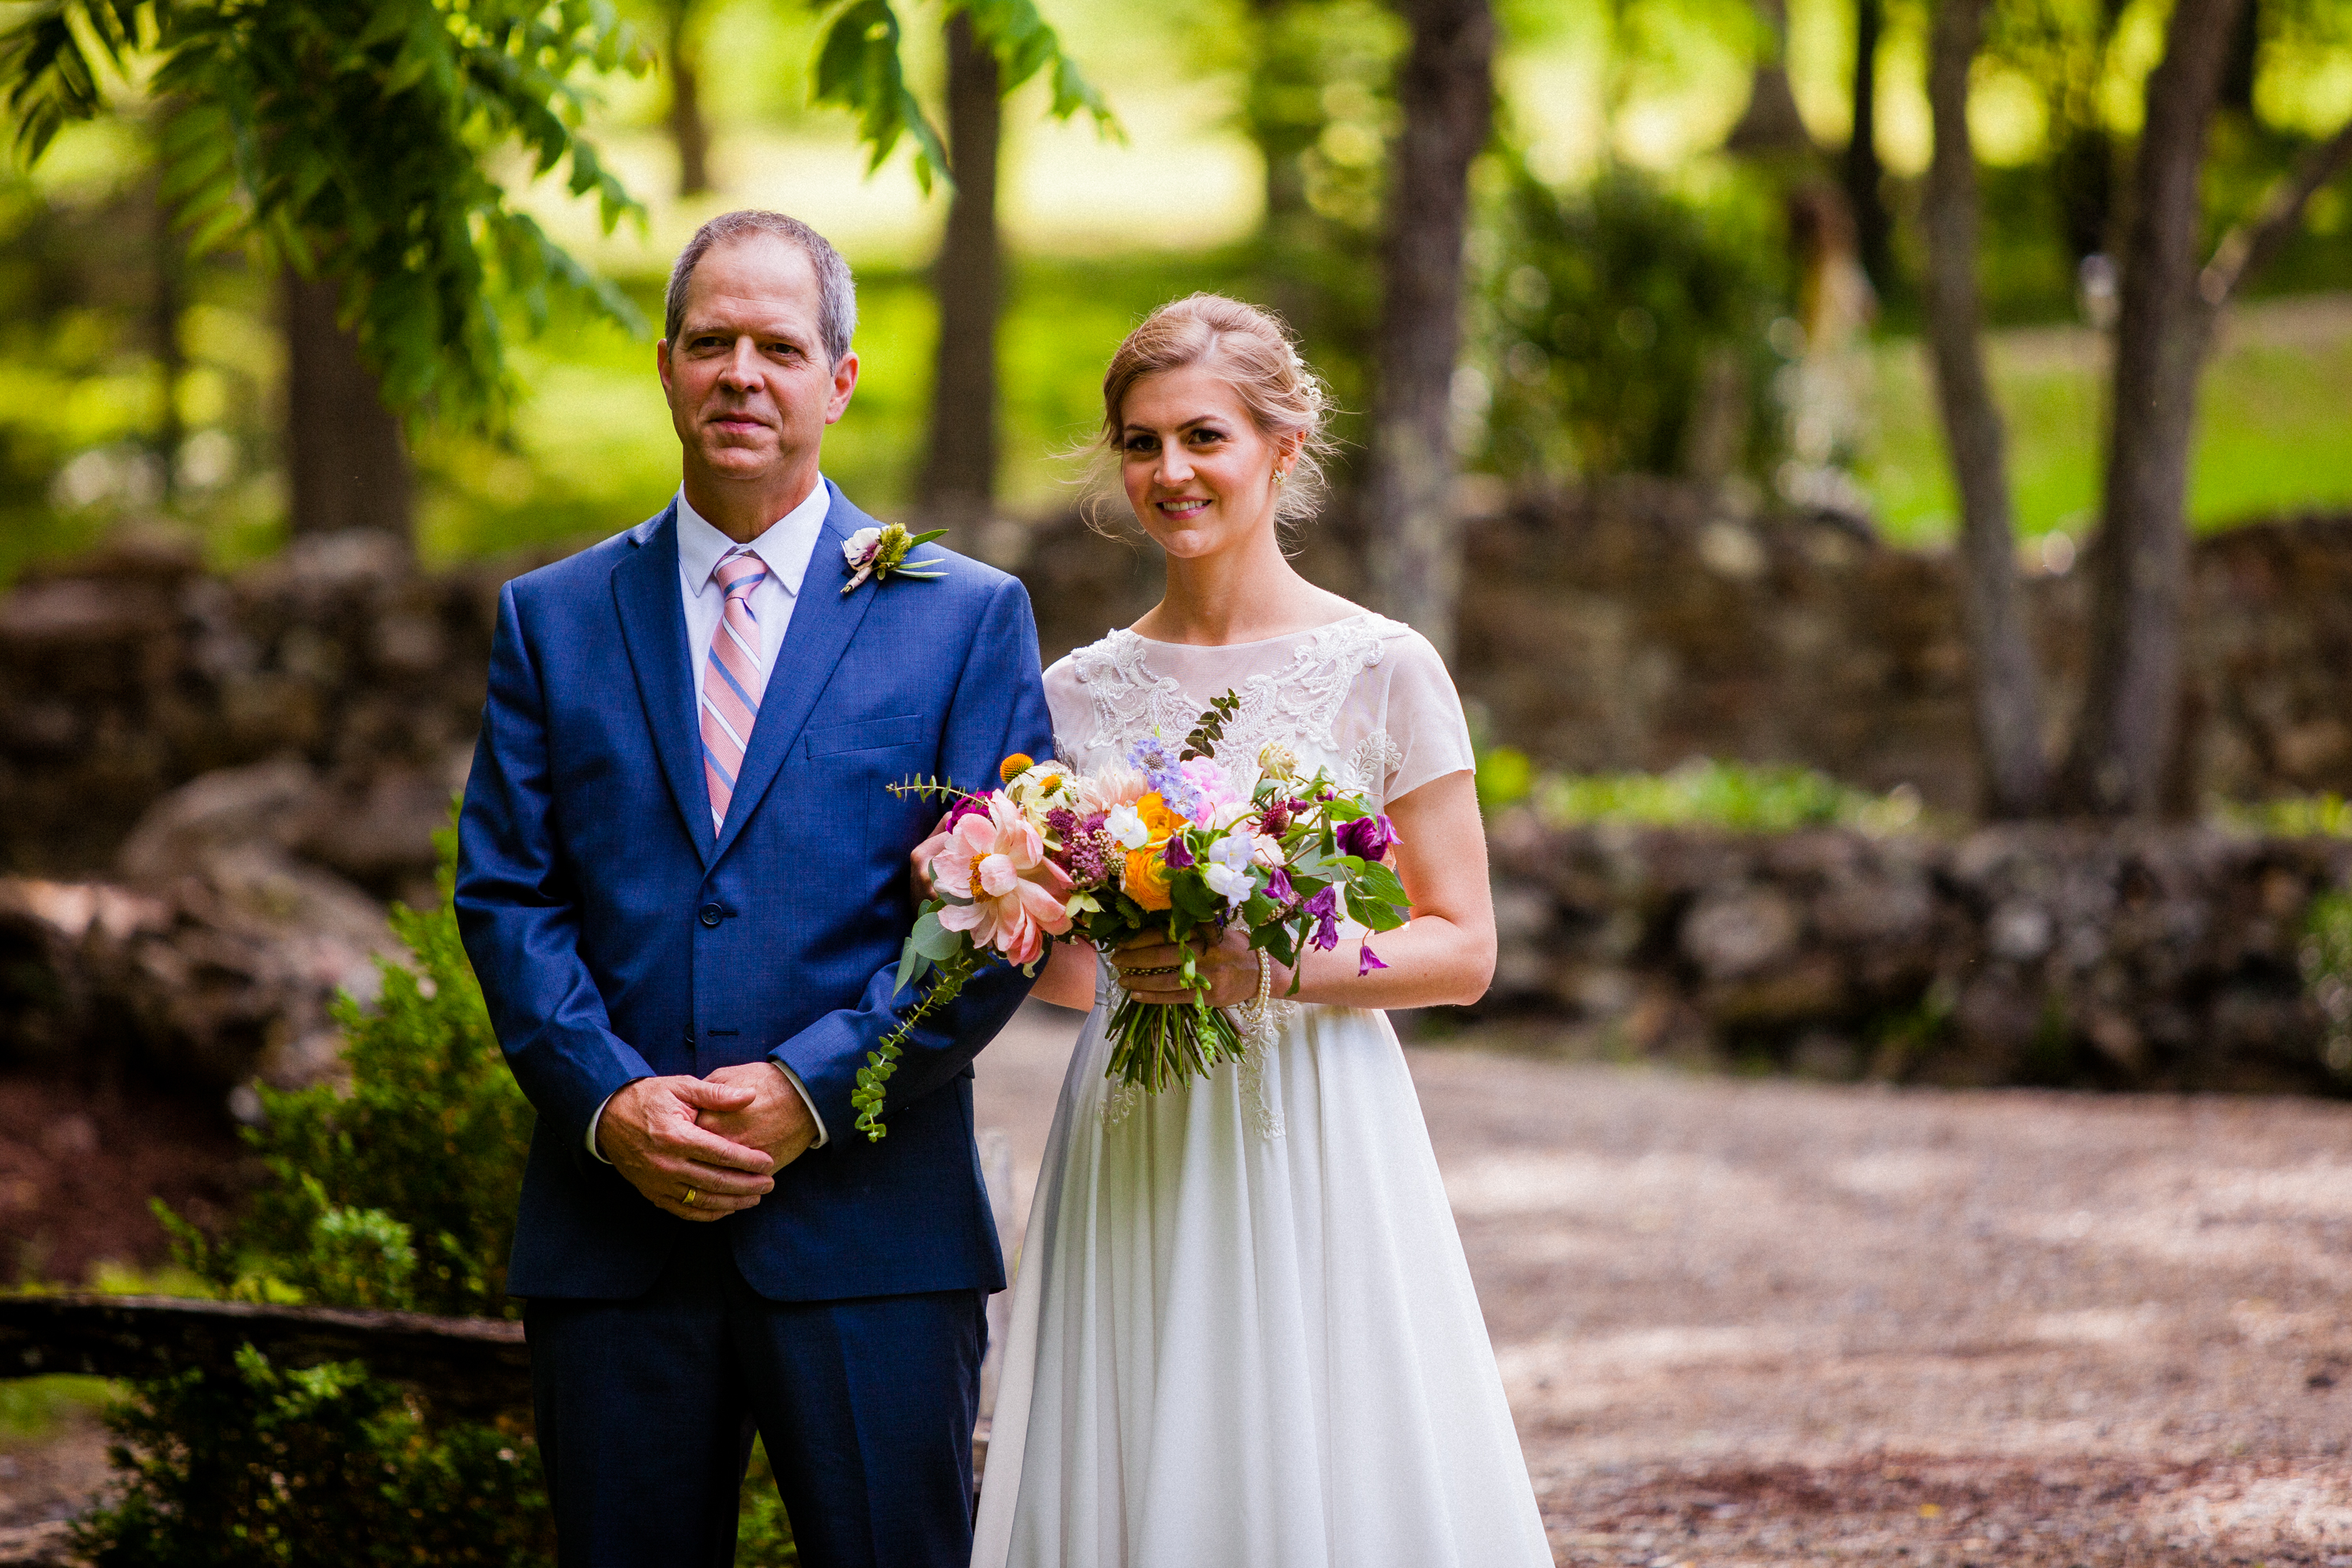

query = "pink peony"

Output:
[[1179, 756, 1242, 819], [931, 793, 1074, 966]]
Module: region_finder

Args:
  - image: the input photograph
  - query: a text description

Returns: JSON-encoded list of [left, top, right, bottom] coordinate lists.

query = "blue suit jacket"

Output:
[[456, 483, 1052, 1303]]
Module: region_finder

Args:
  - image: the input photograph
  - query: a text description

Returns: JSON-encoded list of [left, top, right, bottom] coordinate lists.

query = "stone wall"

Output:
[[6, 510, 2352, 1098], [0, 528, 506, 897], [1478, 812, 2352, 1095]]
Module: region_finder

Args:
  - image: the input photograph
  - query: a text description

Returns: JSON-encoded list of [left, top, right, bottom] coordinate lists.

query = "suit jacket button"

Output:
[[698, 903, 724, 927]]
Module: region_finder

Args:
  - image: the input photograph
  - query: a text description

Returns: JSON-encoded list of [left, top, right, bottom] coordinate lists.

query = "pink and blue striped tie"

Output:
[[700, 547, 771, 828]]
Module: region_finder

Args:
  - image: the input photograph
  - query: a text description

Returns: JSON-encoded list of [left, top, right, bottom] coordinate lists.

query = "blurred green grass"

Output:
[[1860, 295, 2352, 547]]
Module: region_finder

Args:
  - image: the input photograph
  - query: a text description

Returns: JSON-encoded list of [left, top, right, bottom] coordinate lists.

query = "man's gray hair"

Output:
[[664, 210, 858, 365]]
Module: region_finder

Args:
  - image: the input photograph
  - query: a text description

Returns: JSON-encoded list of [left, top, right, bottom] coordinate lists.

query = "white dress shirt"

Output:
[[588, 481, 835, 1162]]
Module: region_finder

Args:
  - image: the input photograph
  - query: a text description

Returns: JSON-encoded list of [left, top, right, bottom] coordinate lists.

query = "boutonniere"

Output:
[[841, 523, 948, 596]]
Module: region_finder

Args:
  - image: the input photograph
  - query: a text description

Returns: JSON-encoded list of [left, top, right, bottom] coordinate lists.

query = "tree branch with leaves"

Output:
[[1, 0, 651, 432]]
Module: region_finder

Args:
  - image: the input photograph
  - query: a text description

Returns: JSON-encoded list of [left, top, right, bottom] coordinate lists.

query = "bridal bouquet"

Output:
[[848, 694, 1412, 1140]]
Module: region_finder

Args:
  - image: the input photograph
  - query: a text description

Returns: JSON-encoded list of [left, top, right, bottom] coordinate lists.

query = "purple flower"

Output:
[[1149, 767, 1203, 820], [1357, 941, 1387, 977], [1064, 827, 1117, 887], [1267, 867, 1296, 907], [942, 796, 991, 831], [1304, 885, 1340, 951], [1258, 799, 1292, 836], [1163, 835, 1195, 869], [1045, 806, 1079, 839], [1335, 813, 1398, 862], [1128, 735, 1178, 774]]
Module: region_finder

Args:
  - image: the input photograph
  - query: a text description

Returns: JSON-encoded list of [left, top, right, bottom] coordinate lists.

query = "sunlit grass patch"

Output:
[[1862, 294, 2352, 546], [0, 1376, 110, 1445], [1479, 751, 1929, 835]]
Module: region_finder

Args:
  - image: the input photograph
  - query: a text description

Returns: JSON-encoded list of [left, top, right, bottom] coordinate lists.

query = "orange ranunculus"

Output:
[[1136, 790, 1185, 839], [1124, 844, 1173, 910]]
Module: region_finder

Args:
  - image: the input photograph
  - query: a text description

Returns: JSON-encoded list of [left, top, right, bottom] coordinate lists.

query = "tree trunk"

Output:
[[916, 10, 1003, 522], [150, 167, 184, 503], [2057, 0, 2247, 817], [284, 274, 413, 539], [1726, 0, 1816, 156], [1843, 0, 1893, 291], [664, 0, 712, 199], [1364, 0, 1494, 662], [1923, 0, 2049, 819]]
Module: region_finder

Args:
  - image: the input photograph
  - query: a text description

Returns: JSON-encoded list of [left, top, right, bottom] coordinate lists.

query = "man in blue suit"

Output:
[[456, 209, 1050, 1566]]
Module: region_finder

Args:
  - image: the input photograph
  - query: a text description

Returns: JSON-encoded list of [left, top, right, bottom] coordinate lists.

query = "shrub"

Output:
[[1475, 160, 1789, 481], [74, 1349, 550, 1567], [164, 828, 528, 1319], [78, 825, 801, 1565]]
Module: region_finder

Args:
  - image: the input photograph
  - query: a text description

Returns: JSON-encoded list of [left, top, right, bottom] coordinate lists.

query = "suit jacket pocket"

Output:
[[803, 713, 924, 759]]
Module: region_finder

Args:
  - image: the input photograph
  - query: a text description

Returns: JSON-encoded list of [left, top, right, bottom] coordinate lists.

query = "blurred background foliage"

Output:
[[0, 0, 2347, 586]]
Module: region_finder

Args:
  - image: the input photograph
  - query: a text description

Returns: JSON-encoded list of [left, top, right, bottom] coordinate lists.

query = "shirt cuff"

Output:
[[586, 1088, 621, 1162], [771, 1060, 829, 1148]]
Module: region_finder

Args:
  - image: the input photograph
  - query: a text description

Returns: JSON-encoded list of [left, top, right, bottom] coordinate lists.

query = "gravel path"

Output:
[[976, 1003, 2352, 1566]]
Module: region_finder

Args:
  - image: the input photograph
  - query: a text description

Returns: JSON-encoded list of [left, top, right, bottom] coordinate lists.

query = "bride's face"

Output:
[[1118, 364, 1292, 559]]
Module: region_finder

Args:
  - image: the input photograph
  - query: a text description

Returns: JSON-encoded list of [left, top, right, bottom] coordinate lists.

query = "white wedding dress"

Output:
[[971, 611, 1552, 1568]]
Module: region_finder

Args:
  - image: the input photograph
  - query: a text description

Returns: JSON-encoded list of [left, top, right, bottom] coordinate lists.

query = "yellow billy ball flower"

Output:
[[999, 753, 1035, 783]]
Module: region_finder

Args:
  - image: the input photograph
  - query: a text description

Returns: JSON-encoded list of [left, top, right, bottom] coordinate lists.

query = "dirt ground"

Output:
[[0, 1007, 2345, 1563], [976, 1003, 2352, 1566]]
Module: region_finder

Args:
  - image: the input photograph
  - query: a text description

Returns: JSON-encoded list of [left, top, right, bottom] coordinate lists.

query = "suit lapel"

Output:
[[611, 504, 717, 867], [710, 480, 878, 864]]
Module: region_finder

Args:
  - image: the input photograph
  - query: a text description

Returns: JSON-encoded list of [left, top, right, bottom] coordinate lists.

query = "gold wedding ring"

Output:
[[1129, 965, 1178, 976], [683, 1187, 699, 1208]]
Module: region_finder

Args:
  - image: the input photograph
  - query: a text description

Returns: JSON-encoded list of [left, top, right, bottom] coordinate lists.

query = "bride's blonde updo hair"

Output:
[[1098, 293, 1336, 528]]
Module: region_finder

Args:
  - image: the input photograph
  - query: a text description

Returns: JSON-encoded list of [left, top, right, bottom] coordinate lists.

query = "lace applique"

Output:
[[1064, 612, 1406, 781], [1232, 998, 1299, 1139], [1345, 729, 1405, 809]]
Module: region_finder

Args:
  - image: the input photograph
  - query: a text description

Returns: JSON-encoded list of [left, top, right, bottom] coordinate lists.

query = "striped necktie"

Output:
[[699, 546, 771, 828]]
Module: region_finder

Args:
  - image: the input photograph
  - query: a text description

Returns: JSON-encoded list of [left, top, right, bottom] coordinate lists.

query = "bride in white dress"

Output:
[[964, 295, 1551, 1567]]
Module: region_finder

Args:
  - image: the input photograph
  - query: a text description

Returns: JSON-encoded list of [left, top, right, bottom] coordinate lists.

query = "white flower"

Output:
[[843, 526, 881, 567], [1206, 834, 1255, 873], [1106, 803, 1150, 850], [1256, 741, 1300, 782], [1007, 760, 1074, 824], [1202, 859, 1252, 908], [1251, 832, 1287, 868]]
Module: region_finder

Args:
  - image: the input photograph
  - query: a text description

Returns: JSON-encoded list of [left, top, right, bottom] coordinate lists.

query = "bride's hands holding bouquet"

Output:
[[1112, 926, 1286, 1009]]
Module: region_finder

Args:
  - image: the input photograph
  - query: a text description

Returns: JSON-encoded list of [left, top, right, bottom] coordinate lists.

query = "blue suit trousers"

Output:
[[527, 1225, 986, 1568]]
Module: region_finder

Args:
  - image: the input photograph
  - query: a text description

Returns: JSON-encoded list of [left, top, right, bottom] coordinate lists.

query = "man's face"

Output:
[[657, 234, 858, 489]]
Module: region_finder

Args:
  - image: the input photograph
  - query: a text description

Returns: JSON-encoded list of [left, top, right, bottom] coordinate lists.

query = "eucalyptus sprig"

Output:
[[1181, 692, 1243, 761]]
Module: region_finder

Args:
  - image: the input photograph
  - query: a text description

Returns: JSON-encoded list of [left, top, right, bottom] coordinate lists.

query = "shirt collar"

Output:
[[674, 479, 832, 599]]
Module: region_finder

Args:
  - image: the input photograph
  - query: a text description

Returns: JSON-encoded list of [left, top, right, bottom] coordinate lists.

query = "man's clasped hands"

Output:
[[596, 1064, 819, 1223]]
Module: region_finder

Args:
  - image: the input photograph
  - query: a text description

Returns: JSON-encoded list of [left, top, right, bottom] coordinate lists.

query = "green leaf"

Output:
[[1345, 887, 1409, 932], [811, 0, 950, 192], [1353, 861, 1408, 907], [911, 908, 963, 961]]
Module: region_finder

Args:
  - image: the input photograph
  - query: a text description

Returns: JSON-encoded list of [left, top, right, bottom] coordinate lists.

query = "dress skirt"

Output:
[[970, 975, 1553, 1567]]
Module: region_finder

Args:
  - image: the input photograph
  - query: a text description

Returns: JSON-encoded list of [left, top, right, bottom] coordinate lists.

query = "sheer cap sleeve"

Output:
[[1365, 624, 1475, 805]]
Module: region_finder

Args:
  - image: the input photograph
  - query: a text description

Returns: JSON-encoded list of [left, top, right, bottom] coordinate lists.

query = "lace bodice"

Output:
[[1043, 610, 1475, 811]]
